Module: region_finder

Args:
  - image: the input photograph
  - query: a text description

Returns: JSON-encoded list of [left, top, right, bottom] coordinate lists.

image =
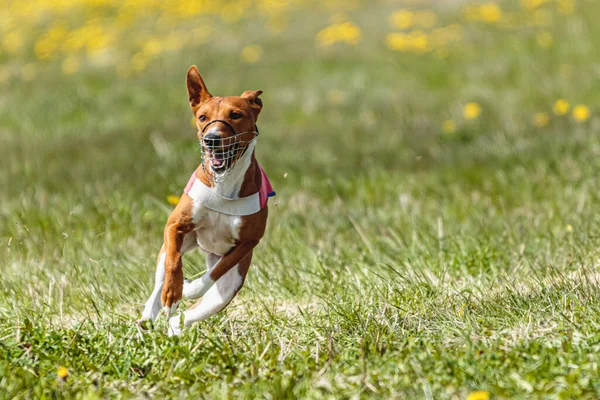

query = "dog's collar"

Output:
[[183, 163, 275, 216]]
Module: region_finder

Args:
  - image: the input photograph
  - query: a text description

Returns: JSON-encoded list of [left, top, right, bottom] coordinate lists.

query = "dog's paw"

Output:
[[136, 319, 153, 333], [161, 274, 183, 314], [168, 314, 184, 337], [162, 300, 180, 318]]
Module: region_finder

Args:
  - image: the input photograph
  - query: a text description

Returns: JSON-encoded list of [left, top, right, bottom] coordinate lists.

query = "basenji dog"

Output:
[[138, 66, 275, 336]]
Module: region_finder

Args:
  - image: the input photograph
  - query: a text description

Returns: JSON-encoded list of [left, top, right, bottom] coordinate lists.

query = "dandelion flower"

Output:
[[385, 33, 408, 51], [463, 103, 482, 120], [241, 45, 262, 64], [557, 0, 575, 15], [390, 10, 413, 30], [466, 391, 490, 400], [2, 31, 24, 54], [57, 366, 68, 381], [520, 0, 549, 11], [167, 195, 180, 206], [443, 120, 457, 134], [533, 112, 549, 127], [566, 224, 573, 232], [479, 3, 503, 24], [339, 22, 362, 45], [408, 30, 430, 54], [553, 99, 569, 116], [572, 105, 590, 122]]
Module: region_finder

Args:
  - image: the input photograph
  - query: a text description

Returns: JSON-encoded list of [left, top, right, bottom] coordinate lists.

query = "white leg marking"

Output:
[[141, 252, 166, 322], [162, 300, 181, 317], [182, 253, 220, 299], [182, 274, 215, 299], [169, 264, 244, 336]]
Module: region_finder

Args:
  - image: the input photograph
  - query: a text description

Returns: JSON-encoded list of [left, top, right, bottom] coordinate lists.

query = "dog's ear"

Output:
[[187, 65, 212, 112], [241, 90, 263, 117]]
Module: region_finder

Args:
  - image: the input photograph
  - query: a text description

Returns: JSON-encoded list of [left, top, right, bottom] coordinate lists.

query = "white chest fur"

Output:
[[192, 203, 242, 256], [187, 143, 255, 256]]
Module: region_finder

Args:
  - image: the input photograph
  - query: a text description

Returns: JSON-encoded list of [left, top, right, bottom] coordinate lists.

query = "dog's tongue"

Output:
[[213, 158, 223, 167]]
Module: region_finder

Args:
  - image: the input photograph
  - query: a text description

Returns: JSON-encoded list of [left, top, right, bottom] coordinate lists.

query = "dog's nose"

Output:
[[203, 132, 221, 149]]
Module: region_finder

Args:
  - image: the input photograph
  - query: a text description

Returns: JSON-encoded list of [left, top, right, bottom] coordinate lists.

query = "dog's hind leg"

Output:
[[169, 251, 252, 336], [182, 253, 220, 300]]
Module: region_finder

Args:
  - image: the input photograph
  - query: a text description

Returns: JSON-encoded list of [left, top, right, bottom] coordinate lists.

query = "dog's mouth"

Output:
[[200, 132, 257, 181], [210, 150, 229, 173]]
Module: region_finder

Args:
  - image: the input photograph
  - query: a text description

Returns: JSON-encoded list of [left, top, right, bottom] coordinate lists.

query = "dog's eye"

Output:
[[199, 115, 206, 122], [230, 112, 243, 120]]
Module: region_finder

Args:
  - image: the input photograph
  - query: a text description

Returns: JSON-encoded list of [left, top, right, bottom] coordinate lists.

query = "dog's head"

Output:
[[186, 65, 263, 176]]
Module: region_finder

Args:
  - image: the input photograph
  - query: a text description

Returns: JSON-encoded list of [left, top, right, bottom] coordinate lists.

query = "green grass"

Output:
[[3, 1, 600, 398]]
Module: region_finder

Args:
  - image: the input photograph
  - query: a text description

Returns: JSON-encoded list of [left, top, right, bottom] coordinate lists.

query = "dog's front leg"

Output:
[[169, 241, 257, 336], [160, 222, 193, 316], [139, 247, 167, 323]]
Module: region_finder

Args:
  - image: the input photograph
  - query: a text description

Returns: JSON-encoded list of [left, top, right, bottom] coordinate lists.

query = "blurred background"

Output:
[[2, 0, 600, 396]]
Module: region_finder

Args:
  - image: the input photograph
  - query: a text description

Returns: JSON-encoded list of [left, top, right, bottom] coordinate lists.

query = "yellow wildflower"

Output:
[[167, 195, 180, 206], [536, 31, 552, 48], [385, 33, 408, 52], [409, 31, 430, 54], [557, 0, 575, 15], [463, 103, 482, 120], [241, 45, 263, 64], [316, 22, 361, 47], [566, 224, 573, 232], [466, 391, 490, 400], [143, 39, 163, 57], [572, 105, 590, 122], [553, 99, 570, 116], [390, 10, 413, 30], [443, 120, 457, 134], [532, 112, 549, 127], [339, 22, 362, 45], [457, 304, 465, 317], [57, 366, 69, 380], [3, 31, 24, 54], [479, 2, 503, 24], [520, 0, 549, 10]]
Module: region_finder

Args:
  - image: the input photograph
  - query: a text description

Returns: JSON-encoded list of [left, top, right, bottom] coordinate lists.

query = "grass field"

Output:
[[2, 0, 600, 398]]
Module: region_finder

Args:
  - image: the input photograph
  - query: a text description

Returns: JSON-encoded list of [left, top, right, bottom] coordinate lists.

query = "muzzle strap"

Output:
[[201, 120, 259, 137]]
